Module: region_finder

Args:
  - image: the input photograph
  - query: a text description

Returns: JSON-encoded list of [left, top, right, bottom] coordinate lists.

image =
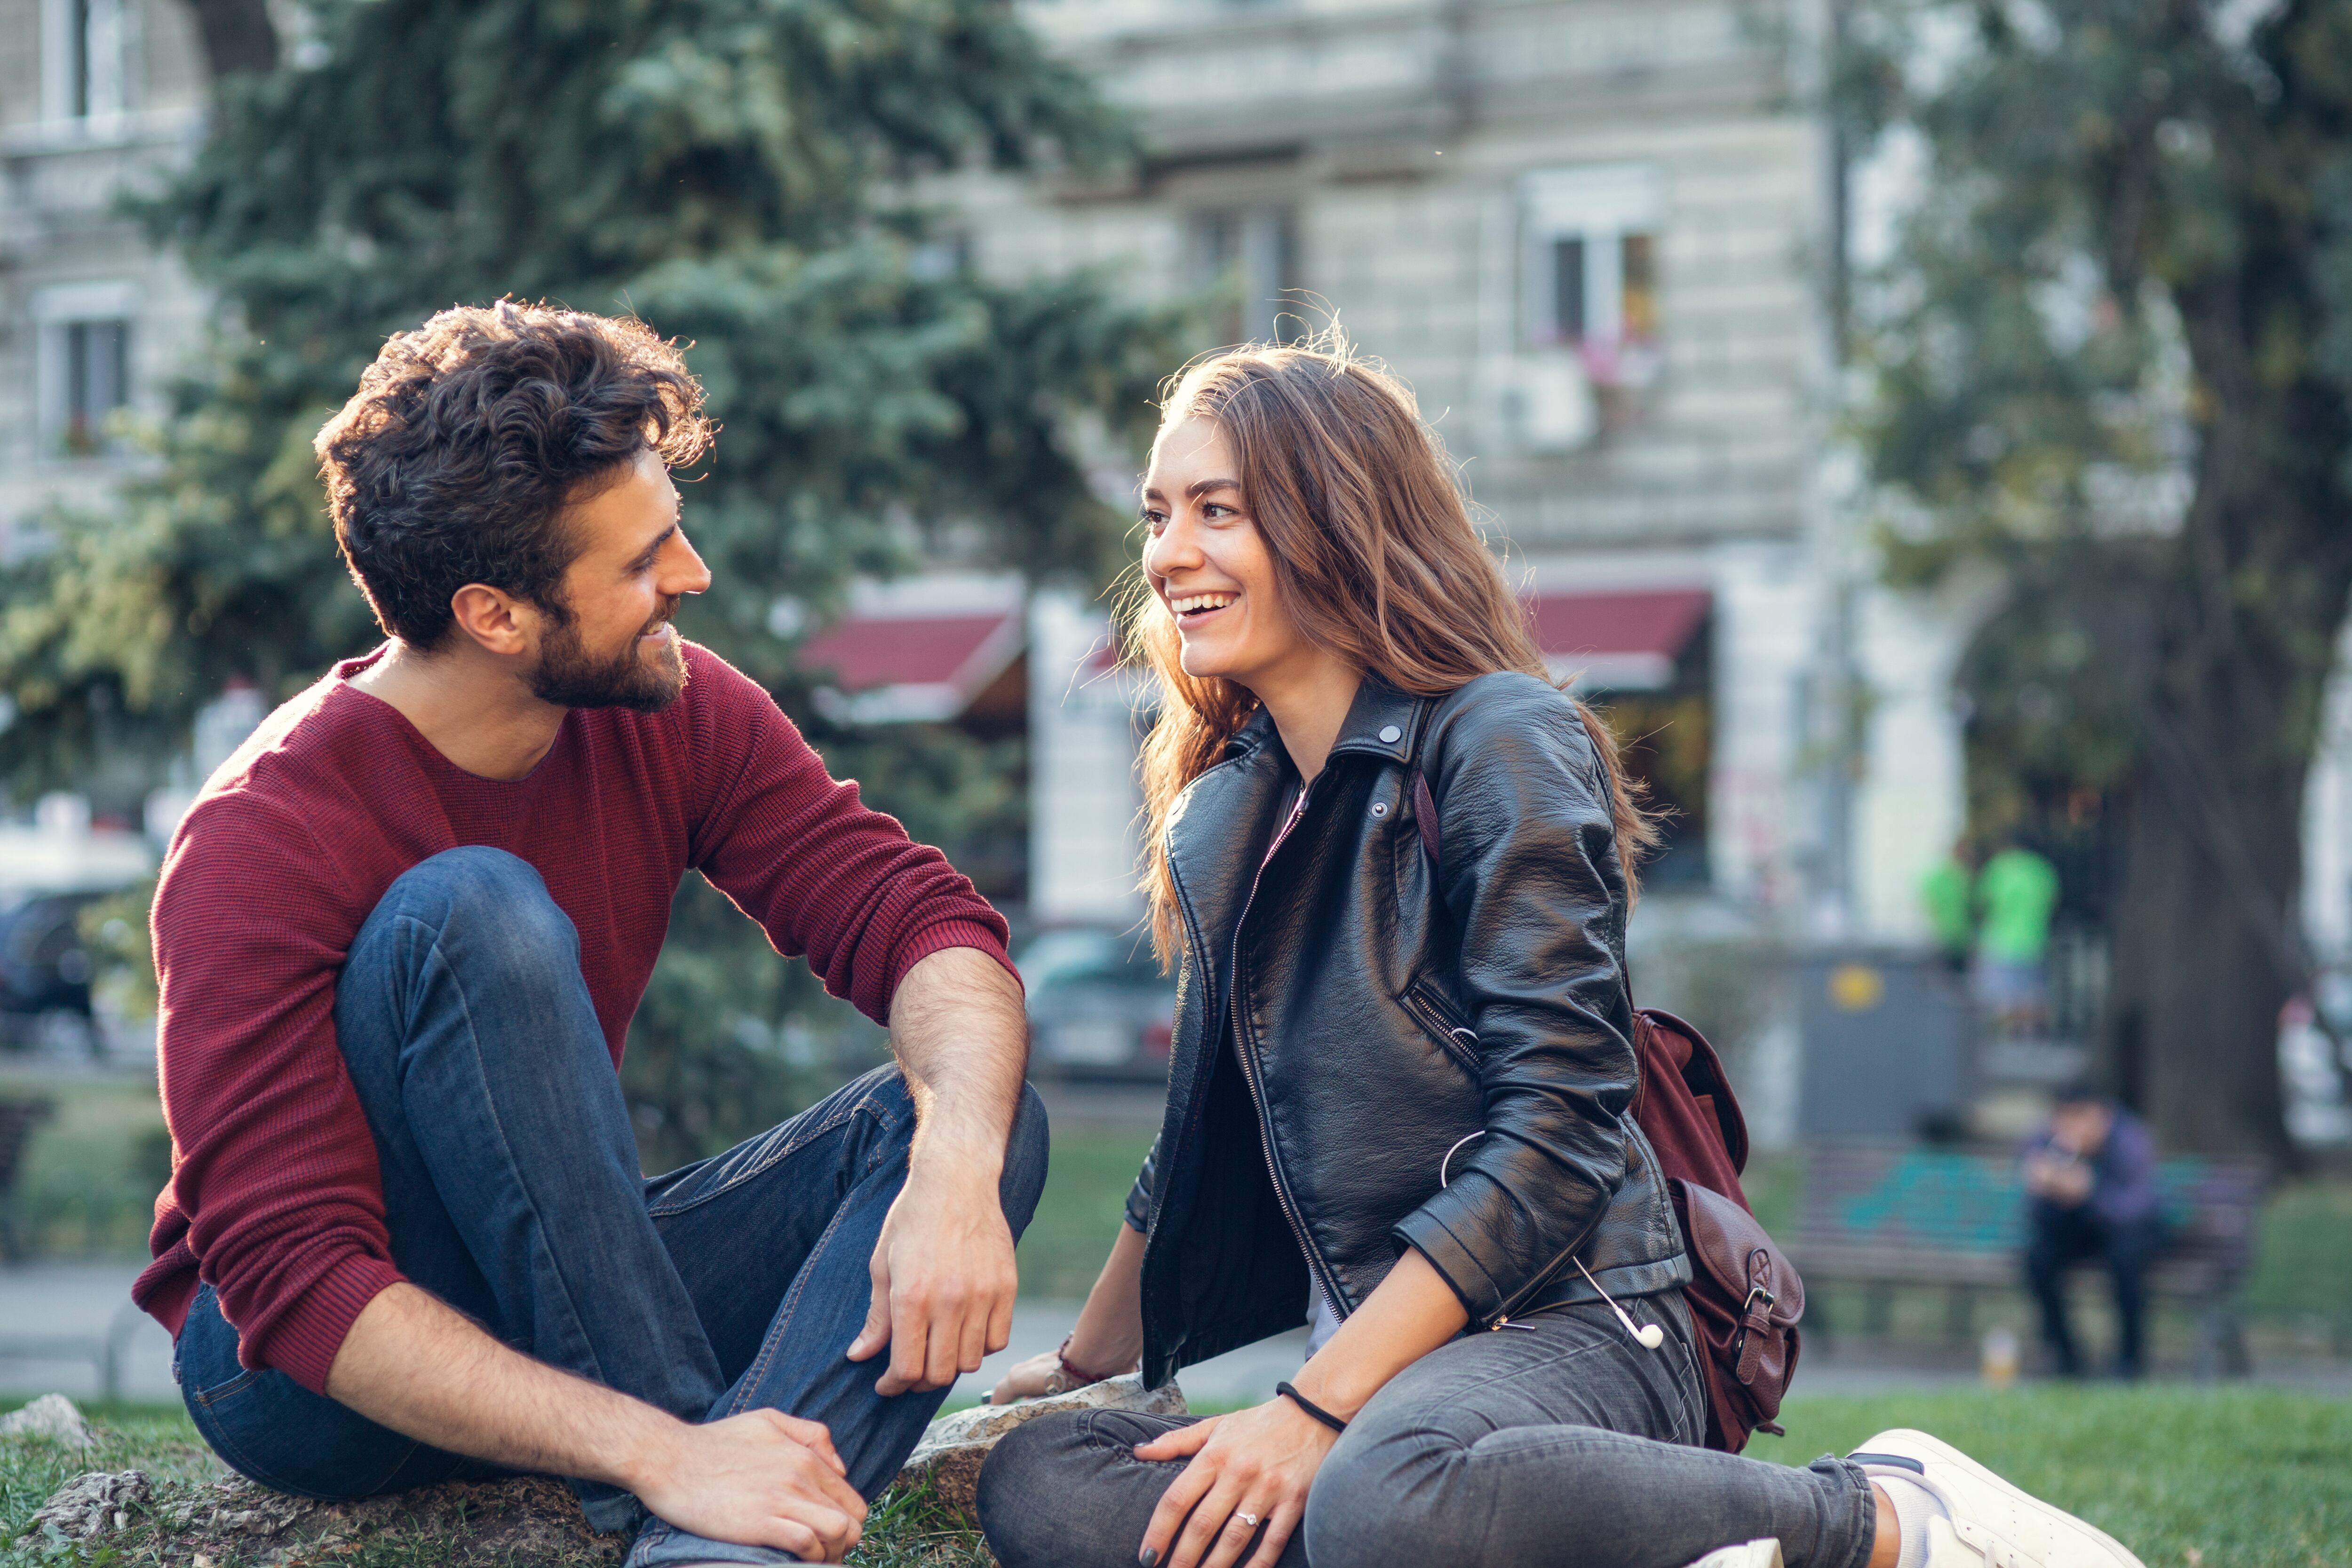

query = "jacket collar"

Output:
[[1221, 672, 1428, 769], [1324, 672, 1428, 765]]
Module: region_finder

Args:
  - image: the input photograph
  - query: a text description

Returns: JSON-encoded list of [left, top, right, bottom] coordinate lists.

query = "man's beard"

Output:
[[527, 598, 688, 713]]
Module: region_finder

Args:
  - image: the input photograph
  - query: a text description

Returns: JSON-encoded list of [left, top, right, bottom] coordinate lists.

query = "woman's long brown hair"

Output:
[[1124, 333, 1660, 966]]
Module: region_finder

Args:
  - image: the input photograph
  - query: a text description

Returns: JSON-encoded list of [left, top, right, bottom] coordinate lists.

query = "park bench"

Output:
[[1785, 1138, 2265, 1376]]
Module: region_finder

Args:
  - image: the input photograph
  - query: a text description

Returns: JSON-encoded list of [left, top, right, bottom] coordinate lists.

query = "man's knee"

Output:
[[371, 847, 577, 975], [343, 847, 597, 1086]]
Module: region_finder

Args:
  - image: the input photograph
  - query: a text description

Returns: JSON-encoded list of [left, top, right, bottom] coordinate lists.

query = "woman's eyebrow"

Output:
[[1186, 477, 1240, 499]]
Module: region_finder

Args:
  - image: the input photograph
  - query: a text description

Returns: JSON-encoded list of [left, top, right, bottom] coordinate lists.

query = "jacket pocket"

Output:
[[1401, 979, 1481, 1076]]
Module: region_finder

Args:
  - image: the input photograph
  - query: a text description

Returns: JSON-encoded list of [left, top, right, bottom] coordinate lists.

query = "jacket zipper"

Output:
[[1403, 984, 1481, 1074], [1224, 779, 1346, 1320]]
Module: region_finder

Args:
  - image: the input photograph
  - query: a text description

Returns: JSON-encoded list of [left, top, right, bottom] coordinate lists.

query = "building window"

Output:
[[1196, 207, 1303, 347], [34, 282, 139, 458], [63, 320, 131, 455], [1521, 165, 1664, 387], [42, 0, 132, 123]]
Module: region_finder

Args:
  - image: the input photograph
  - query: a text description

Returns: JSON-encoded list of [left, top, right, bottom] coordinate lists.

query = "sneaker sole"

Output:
[[1683, 1540, 1784, 1568], [1863, 1428, 2145, 1568]]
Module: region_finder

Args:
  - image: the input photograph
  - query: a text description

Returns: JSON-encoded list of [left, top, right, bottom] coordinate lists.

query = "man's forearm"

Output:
[[329, 1283, 867, 1558], [887, 945, 1027, 1171], [326, 1282, 675, 1489], [846, 944, 1029, 1393]]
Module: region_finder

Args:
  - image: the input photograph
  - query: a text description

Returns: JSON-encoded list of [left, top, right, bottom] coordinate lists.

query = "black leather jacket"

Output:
[[1125, 672, 1688, 1388]]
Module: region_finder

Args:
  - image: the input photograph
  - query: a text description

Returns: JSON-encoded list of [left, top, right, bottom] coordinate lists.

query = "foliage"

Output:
[[0, 0, 1181, 798], [1838, 0, 2352, 1156], [0, 0, 1194, 1159]]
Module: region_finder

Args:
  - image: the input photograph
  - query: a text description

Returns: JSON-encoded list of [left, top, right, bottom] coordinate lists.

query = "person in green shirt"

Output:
[[1921, 839, 1978, 973], [1974, 842, 2060, 1036]]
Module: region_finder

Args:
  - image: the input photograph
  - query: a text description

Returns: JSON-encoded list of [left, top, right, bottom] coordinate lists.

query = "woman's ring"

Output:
[[1235, 1512, 1262, 1528]]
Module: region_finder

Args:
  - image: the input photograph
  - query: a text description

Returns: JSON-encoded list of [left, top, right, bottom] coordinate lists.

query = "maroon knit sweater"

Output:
[[136, 641, 1014, 1394]]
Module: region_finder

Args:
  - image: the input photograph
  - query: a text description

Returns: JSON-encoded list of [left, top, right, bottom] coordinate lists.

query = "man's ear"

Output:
[[448, 583, 534, 658]]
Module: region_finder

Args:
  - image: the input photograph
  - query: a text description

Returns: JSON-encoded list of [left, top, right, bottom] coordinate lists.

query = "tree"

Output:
[[1841, 0, 2352, 1160], [0, 0, 1188, 1154]]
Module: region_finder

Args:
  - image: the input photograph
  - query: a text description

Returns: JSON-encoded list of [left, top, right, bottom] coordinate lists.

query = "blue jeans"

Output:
[[2024, 1202, 2163, 1377], [979, 1293, 1876, 1568], [174, 847, 1049, 1567]]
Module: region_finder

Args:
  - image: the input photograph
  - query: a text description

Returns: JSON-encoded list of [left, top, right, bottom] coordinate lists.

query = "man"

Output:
[[2021, 1082, 2164, 1379], [137, 301, 1046, 1568]]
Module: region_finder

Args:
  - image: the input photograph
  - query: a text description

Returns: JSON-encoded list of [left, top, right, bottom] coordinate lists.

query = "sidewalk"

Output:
[[0, 1262, 177, 1402]]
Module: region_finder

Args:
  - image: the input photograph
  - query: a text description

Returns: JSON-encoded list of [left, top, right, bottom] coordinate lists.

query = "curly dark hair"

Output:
[[316, 300, 712, 647]]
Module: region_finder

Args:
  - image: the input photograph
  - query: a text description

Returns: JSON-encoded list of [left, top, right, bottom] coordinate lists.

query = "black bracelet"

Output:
[[1276, 1381, 1348, 1433]]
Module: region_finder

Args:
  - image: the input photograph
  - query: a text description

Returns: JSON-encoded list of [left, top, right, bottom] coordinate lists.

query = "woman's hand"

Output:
[[1134, 1397, 1339, 1568], [985, 1350, 1065, 1406]]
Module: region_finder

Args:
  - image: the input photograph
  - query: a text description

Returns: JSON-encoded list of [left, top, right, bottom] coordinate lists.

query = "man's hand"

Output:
[[844, 944, 1030, 1395], [628, 1410, 866, 1563], [846, 1156, 1018, 1394]]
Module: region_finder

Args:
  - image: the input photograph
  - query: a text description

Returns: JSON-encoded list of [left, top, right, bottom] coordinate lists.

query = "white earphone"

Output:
[[1443, 1132, 1664, 1350], [1575, 1258, 1666, 1349]]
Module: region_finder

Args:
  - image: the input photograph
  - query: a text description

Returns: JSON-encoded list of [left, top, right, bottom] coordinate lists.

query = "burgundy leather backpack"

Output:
[[1627, 1007, 1805, 1451], [1410, 770, 1803, 1452]]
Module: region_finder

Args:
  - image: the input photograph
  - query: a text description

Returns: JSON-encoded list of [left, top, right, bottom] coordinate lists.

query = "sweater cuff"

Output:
[[885, 919, 1024, 1010], [246, 1253, 407, 1395]]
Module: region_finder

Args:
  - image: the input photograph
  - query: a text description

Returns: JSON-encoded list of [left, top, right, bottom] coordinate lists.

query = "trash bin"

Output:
[[1797, 948, 1973, 1139]]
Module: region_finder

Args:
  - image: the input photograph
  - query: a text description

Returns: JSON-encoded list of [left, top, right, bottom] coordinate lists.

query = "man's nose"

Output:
[[666, 534, 714, 596]]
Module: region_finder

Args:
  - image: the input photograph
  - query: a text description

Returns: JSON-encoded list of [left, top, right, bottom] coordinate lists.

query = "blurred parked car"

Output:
[[0, 891, 100, 1050], [1018, 927, 1175, 1081]]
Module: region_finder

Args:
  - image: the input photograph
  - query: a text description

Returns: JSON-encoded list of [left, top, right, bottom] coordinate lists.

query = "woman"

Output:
[[978, 340, 2143, 1568]]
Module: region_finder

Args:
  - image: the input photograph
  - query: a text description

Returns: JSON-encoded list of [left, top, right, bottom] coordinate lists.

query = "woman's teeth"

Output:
[[1169, 594, 1235, 616]]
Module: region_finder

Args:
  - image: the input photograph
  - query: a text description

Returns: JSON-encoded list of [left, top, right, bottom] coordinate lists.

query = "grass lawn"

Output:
[[1753, 1386, 2352, 1568], [7, 1387, 2347, 1567], [1017, 1124, 1155, 1299]]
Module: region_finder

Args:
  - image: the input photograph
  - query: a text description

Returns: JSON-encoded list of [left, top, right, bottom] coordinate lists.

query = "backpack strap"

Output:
[[1411, 767, 1440, 866]]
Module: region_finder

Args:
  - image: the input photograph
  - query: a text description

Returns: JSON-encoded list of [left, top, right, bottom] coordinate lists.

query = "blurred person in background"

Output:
[[2021, 1081, 2163, 1380], [975, 340, 2148, 1568], [139, 302, 1046, 1568], [1919, 838, 1978, 975], [1973, 839, 2059, 1037]]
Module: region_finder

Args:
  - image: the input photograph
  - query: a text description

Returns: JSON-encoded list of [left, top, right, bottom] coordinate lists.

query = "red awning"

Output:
[[1524, 589, 1709, 690], [799, 610, 1024, 723]]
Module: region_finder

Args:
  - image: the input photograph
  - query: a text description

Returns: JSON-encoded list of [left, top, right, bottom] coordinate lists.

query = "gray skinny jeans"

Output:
[[977, 1291, 1876, 1568]]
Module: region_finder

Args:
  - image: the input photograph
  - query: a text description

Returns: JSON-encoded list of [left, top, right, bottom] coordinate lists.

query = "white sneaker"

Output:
[[1681, 1541, 1784, 1568], [1851, 1429, 2146, 1568]]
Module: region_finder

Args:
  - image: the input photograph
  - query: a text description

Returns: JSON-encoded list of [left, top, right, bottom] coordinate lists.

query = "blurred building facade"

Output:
[[930, 0, 1974, 941], [0, 0, 214, 565]]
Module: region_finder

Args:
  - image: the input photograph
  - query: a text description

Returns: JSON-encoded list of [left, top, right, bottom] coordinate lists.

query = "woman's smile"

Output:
[[1167, 590, 1239, 630]]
